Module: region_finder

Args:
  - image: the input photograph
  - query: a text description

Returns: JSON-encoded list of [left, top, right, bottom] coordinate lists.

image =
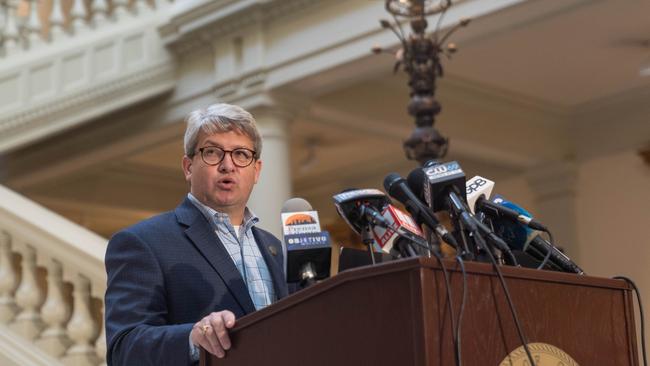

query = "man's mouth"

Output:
[[216, 177, 236, 190]]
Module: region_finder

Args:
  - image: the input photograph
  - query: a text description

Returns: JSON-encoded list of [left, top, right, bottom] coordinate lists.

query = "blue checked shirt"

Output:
[[187, 193, 276, 309], [187, 193, 276, 360]]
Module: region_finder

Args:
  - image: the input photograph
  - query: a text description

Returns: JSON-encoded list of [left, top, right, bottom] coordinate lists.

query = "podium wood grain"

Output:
[[200, 258, 638, 366]]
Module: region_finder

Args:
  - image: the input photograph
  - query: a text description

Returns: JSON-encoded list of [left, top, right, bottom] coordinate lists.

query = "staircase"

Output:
[[0, 1, 177, 364], [0, 184, 107, 366]]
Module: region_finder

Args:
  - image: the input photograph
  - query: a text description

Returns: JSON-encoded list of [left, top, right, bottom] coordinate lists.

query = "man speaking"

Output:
[[104, 104, 288, 365]]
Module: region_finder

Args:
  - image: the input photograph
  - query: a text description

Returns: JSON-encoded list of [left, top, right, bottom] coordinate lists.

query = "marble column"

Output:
[[247, 105, 294, 239]]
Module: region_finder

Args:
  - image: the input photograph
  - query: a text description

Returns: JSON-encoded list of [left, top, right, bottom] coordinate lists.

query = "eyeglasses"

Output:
[[196, 146, 257, 167]]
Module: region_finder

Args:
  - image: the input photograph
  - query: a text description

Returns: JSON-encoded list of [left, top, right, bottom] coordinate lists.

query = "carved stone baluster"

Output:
[[35, 259, 72, 357], [71, 0, 90, 34], [95, 302, 107, 366], [49, 0, 68, 40], [92, 0, 111, 24], [132, 0, 152, 15], [0, 231, 19, 323], [112, 0, 133, 19], [10, 244, 45, 340], [3, 1, 22, 52], [0, 3, 6, 37], [63, 274, 99, 366], [26, 0, 42, 49]]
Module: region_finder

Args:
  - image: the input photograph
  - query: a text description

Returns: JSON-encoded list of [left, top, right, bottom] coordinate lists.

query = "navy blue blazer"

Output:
[[104, 198, 288, 366]]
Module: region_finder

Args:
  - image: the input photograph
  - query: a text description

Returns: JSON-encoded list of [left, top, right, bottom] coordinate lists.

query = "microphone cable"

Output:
[[453, 255, 467, 366], [612, 276, 647, 366], [397, 232, 462, 366], [431, 248, 461, 366], [478, 232, 537, 366], [449, 215, 473, 366]]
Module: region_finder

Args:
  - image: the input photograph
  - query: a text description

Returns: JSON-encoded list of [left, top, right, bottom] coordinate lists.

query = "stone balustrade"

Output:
[[0, 184, 107, 366], [0, 0, 177, 154], [0, 0, 169, 57]]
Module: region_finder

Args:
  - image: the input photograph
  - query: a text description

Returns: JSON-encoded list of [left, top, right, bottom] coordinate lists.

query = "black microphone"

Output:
[[382, 173, 458, 249], [420, 161, 467, 212], [281, 198, 332, 287], [446, 188, 511, 263], [420, 162, 517, 264], [526, 236, 584, 275], [332, 188, 391, 235], [358, 204, 389, 229], [477, 199, 548, 231], [488, 198, 585, 275], [332, 188, 393, 264], [465, 176, 549, 232], [406, 166, 445, 252]]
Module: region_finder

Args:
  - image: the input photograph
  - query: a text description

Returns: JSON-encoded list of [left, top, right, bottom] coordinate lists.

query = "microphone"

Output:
[[447, 187, 516, 264], [420, 162, 517, 264], [370, 204, 429, 258], [464, 175, 495, 214], [489, 198, 585, 275], [527, 235, 584, 275], [420, 161, 467, 212], [465, 176, 548, 232], [281, 198, 332, 286], [382, 173, 458, 249], [332, 188, 393, 263], [489, 195, 548, 232], [332, 188, 391, 235]]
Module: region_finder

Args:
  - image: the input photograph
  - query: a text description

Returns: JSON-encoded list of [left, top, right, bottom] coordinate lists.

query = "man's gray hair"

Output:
[[184, 103, 262, 158]]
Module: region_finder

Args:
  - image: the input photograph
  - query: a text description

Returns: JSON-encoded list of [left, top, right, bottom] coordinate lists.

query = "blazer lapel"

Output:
[[175, 199, 256, 314], [252, 227, 289, 299]]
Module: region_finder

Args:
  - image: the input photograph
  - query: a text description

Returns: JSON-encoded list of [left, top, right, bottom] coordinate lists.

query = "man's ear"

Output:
[[182, 156, 193, 182], [253, 159, 262, 184]]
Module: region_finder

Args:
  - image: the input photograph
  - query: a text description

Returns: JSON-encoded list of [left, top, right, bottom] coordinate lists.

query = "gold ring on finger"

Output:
[[201, 324, 210, 336]]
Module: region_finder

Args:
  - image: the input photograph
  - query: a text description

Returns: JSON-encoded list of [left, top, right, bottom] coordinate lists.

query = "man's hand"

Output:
[[191, 310, 236, 358]]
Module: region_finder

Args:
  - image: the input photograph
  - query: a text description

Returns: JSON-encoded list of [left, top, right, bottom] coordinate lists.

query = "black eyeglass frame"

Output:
[[195, 146, 258, 167]]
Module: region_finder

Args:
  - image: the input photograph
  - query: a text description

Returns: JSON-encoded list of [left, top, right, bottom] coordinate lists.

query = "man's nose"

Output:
[[218, 152, 236, 172]]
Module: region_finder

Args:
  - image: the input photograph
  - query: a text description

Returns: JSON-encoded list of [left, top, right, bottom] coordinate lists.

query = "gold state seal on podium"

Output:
[[500, 342, 579, 366]]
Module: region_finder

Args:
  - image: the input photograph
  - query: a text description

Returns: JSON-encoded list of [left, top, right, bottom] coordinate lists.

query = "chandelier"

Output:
[[374, 0, 470, 165]]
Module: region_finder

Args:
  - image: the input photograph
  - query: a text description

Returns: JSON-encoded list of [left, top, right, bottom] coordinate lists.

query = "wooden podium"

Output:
[[200, 257, 639, 365]]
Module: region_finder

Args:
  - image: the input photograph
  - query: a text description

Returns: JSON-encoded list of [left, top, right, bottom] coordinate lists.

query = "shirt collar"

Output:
[[187, 193, 259, 229]]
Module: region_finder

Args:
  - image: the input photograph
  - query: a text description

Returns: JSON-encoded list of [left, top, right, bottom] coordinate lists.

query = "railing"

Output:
[[0, 184, 107, 366], [0, 0, 177, 154], [0, 0, 168, 57]]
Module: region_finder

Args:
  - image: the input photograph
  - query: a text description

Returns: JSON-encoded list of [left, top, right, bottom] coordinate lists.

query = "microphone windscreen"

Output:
[[406, 167, 427, 200], [382, 173, 402, 194], [282, 197, 313, 213]]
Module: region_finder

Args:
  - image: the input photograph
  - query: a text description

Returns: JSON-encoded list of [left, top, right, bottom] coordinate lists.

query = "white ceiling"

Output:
[[447, 0, 650, 106]]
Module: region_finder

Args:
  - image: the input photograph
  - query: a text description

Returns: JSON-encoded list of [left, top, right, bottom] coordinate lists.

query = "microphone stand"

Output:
[[360, 221, 377, 265], [451, 215, 476, 261], [299, 262, 317, 288]]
